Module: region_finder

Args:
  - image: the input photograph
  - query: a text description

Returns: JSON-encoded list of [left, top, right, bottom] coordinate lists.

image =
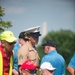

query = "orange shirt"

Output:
[[4, 73, 9, 75]]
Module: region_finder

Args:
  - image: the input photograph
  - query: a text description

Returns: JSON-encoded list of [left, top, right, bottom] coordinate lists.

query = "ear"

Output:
[[47, 46, 50, 49], [47, 46, 51, 52]]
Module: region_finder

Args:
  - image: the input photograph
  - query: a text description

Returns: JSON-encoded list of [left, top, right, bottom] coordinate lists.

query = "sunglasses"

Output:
[[48, 70, 54, 73], [26, 69, 38, 74], [7, 41, 16, 45]]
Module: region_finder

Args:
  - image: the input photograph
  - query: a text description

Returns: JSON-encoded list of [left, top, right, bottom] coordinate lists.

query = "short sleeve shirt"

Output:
[[17, 43, 40, 66], [41, 50, 65, 75], [13, 43, 20, 71], [68, 53, 75, 69]]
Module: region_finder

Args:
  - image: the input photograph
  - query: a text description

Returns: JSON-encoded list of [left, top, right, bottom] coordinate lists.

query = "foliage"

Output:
[[37, 29, 75, 75], [0, 6, 12, 33]]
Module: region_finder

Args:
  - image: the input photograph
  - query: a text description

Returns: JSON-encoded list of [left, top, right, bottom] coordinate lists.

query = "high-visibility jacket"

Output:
[[0, 46, 13, 75]]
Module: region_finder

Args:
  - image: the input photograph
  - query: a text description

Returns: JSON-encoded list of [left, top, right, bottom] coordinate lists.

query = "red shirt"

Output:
[[0, 46, 13, 73]]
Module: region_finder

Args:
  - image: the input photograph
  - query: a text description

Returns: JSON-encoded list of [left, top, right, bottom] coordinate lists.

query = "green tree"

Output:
[[37, 29, 75, 75], [0, 6, 12, 33]]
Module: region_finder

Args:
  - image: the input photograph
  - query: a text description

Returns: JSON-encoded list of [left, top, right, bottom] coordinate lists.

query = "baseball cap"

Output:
[[40, 62, 56, 71], [0, 31, 17, 43], [21, 60, 40, 71], [24, 26, 41, 37], [42, 40, 56, 47]]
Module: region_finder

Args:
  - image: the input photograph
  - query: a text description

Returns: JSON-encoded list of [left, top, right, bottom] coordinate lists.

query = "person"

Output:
[[67, 53, 75, 75], [17, 26, 41, 74], [12, 43, 20, 75], [0, 31, 17, 75], [12, 32, 27, 75], [40, 62, 56, 75], [41, 40, 65, 75], [21, 60, 40, 75]]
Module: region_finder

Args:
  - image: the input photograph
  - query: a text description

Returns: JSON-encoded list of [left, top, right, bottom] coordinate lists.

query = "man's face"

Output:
[[43, 46, 50, 54], [1, 40, 16, 51], [19, 38, 26, 46], [41, 69, 54, 75], [29, 36, 39, 45], [21, 69, 37, 75]]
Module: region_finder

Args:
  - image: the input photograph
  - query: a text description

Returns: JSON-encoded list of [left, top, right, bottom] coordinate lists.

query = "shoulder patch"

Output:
[[19, 54, 23, 60]]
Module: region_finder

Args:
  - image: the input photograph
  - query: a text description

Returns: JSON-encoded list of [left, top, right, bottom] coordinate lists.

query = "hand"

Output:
[[12, 69, 18, 75]]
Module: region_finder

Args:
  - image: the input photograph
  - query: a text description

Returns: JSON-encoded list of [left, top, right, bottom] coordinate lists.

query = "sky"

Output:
[[0, 0, 75, 43]]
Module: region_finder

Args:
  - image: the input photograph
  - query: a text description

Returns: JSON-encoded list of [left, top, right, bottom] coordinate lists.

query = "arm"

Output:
[[67, 53, 75, 75], [28, 49, 40, 66], [13, 44, 20, 75], [17, 45, 28, 74], [67, 66, 74, 75], [12, 69, 18, 75]]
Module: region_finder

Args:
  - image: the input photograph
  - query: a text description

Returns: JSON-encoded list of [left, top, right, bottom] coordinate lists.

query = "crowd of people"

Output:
[[0, 26, 75, 75]]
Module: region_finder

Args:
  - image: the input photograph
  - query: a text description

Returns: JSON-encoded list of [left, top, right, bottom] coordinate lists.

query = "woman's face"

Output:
[[18, 38, 26, 46]]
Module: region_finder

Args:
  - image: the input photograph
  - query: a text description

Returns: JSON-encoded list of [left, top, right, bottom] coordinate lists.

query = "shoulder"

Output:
[[17, 44, 29, 55], [72, 53, 75, 58], [69, 53, 75, 63], [49, 51, 65, 62], [56, 52, 65, 59], [14, 43, 20, 49], [19, 44, 28, 51]]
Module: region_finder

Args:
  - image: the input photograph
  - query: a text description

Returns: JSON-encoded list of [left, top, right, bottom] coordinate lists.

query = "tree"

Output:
[[37, 29, 75, 75], [0, 6, 12, 33]]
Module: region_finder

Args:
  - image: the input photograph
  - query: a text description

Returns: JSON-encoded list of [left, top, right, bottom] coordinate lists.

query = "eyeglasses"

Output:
[[30, 70, 37, 74]]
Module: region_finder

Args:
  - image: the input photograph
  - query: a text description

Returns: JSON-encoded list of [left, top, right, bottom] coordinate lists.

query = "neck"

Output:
[[28, 41, 35, 48], [50, 47, 56, 50], [4, 48, 10, 56]]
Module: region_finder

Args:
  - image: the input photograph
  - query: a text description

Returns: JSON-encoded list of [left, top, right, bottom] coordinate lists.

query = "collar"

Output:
[[0, 45, 13, 57], [26, 41, 36, 50], [48, 50, 57, 55]]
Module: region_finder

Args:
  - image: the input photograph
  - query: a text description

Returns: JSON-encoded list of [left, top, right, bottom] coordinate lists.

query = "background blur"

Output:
[[0, 0, 75, 75], [0, 0, 75, 43]]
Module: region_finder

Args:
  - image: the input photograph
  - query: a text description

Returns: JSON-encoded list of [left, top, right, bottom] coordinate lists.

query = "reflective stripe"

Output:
[[0, 51, 3, 75], [0, 50, 13, 75]]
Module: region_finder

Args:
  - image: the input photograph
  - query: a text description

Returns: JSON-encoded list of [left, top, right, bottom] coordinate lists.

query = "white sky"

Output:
[[0, 0, 75, 43]]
